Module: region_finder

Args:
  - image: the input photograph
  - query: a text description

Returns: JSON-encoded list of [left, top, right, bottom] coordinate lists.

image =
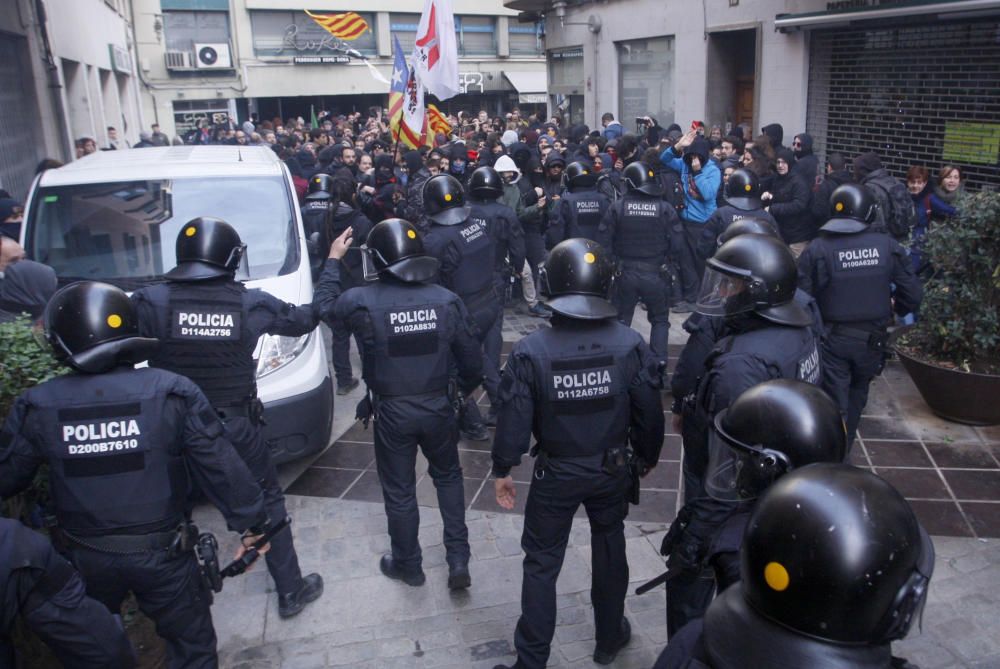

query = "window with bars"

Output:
[[509, 21, 544, 56], [390, 14, 496, 57], [806, 19, 1000, 191]]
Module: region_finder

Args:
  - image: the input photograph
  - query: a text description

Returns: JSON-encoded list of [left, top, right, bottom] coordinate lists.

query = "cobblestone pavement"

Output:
[[203, 306, 1000, 668]]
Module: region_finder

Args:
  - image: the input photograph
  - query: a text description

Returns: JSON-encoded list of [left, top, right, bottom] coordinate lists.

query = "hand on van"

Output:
[[329, 227, 354, 260]]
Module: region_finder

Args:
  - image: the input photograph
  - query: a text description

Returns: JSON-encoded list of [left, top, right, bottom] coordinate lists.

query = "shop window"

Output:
[[391, 14, 495, 57], [509, 21, 544, 57], [249, 10, 376, 58], [617, 36, 675, 128]]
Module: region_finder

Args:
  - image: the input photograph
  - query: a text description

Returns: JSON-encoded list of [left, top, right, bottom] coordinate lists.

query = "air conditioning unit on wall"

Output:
[[165, 50, 195, 70], [194, 43, 232, 69]]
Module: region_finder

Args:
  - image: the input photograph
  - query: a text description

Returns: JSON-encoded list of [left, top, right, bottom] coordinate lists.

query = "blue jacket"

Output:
[[660, 142, 720, 224], [603, 121, 624, 141]]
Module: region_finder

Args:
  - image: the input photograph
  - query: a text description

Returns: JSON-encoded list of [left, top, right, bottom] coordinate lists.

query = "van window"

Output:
[[27, 177, 298, 288]]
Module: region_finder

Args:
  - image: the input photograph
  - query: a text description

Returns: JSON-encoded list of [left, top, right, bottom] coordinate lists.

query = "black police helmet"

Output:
[[365, 218, 439, 283], [823, 183, 878, 234], [468, 166, 504, 200], [741, 464, 934, 645], [423, 174, 471, 226], [44, 281, 158, 374], [706, 380, 846, 501], [623, 162, 664, 196], [696, 234, 812, 327], [539, 238, 617, 320], [725, 169, 763, 210], [565, 161, 597, 190], [165, 217, 246, 282], [306, 173, 335, 201], [717, 216, 780, 247]]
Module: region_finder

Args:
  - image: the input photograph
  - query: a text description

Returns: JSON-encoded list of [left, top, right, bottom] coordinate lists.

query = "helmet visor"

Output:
[[231, 245, 250, 282], [695, 266, 755, 317], [359, 245, 379, 282], [705, 426, 786, 501]]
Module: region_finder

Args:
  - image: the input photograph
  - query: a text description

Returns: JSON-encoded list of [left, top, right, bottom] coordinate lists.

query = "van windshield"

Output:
[[27, 177, 298, 289]]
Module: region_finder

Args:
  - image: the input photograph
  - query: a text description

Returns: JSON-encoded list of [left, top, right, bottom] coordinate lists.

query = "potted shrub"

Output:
[[895, 190, 1000, 425]]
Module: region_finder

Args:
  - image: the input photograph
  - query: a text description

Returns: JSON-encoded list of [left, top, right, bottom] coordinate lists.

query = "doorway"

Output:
[[705, 28, 758, 134]]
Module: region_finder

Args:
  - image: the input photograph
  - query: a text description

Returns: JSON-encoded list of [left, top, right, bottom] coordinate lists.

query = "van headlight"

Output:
[[255, 333, 311, 379]]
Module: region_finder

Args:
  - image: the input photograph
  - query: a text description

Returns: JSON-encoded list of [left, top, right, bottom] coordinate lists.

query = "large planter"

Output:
[[897, 348, 1000, 426]]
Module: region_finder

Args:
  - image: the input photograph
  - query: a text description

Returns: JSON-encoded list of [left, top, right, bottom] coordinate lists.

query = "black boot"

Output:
[[593, 617, 631, 664], [379, 554, 426, 586], [278, 573, 324, 619]]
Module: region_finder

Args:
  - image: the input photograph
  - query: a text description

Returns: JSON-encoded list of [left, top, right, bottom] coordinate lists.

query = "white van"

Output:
[[22, 146, 333, 463]]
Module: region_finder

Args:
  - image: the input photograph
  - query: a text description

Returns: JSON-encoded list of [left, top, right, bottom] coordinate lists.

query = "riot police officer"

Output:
[[666, 233, 820, 638], [422, 174, 498, 441], [131, 217, 324, 620], [602, 161, 676, 362], [302, 172, 335, 277], [491, 238, 665, 669], [0, 518, 135, 668], [798, 183, 922, 445], [325, 177, 374, 394], [467, 166, 526, 425], [670, 219, 824, 431], [654, 463, 934, 669], [0, 281, 269, 668], [644, 381, 846, 631], [315, 220, 482, 590], [705, 169, 778, 246], [545, 161, 612, 246]]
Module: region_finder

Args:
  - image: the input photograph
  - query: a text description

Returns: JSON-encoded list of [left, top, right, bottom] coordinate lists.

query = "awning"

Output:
[[503, 70, 548, 104], [775, 0, 1000, 31]]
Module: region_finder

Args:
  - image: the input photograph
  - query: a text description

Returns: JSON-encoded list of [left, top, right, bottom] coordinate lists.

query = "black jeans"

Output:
[[821, 329, 885, 446], [613, 266, 671, 360], [373, 394, 470, 571], [512, 459, 630, 669]]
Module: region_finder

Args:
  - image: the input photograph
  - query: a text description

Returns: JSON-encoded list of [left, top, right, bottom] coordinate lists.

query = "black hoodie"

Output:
[[761, 123, 785, 151], [790, 133, 818, 185], [0, 259, 57, 323]]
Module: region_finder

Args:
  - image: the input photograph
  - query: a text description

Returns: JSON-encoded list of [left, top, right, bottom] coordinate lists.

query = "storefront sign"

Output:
[[279, 24, 350, 56], [943, 122, 1000, 165], [459, 72, 484, 94], [293, 55, 351, 64]]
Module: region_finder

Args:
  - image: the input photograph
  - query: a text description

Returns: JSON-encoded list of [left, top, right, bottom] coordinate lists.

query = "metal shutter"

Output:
[[806, 19, 1000, 190]]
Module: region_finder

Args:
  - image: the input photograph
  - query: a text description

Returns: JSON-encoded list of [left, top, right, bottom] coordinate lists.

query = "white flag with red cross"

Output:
[[411, 0, 460, 101]]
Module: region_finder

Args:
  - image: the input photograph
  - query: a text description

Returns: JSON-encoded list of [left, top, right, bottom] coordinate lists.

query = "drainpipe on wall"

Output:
[[33, 0, 73, 162]]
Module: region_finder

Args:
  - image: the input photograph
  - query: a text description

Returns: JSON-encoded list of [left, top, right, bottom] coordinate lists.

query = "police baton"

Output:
[[634, 559, 684, 596], [221, 517, 292, 579]]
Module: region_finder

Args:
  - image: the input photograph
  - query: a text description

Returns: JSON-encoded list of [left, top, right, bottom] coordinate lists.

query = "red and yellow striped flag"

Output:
[[304, 10, 369, 41], [426, 104, 452, 138]]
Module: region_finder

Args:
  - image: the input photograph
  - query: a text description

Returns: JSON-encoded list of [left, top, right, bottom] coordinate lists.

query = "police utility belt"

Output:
[[62, 522, 199, 558], [829, 323, 889, 351], [618, 258, 665, 274]]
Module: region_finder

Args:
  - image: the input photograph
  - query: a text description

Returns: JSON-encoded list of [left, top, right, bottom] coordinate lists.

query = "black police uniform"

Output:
[[705, 206, 777, 248], [131, 279, 319, 602], [602, 192, 676, 360], [315, 256, 483, 576], [798, 220, 921, 444], [326, 201, 374, 390], [424, 210, 499, 435], [492, 239, 665, 669], [0, 367, 266, 668], [0, 518, 135, 668], [547, 187, 611, 247], [468, 197, 525, 413]]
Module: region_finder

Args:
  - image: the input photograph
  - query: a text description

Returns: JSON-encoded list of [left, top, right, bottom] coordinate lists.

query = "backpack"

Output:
[[865, 175, 916, 240]]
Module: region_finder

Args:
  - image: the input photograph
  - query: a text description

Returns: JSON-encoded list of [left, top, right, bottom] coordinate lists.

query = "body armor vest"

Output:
[[564, 189, 609, 242], [521, 323, 635, 457], [428, 220, 496, 300], [148, 281, 256, 407], [301, 200, 330, 239], [27, 369, 188, 534], [613, 195, 669, 261], [355, 283, 453, 397], [815, 230, 894, 324], [469, 201, 514, 273]]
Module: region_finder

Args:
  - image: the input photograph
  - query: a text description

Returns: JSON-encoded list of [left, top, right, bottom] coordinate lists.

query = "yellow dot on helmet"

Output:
[[744, 184, 752, 192], [185, 226, 196, 237], [648, 170, 654, 177], [107, 314, 123, 329], [584, 252, 596, 264], [444, 193, 453, 202], [407, 229, 416, 239], [582, 169, 588, 175], [764, 562, 790, 591], [835, 202, 845, 212]]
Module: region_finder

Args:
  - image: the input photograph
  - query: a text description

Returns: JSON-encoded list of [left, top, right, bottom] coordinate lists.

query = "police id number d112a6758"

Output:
[[552, 369, 613, 400]]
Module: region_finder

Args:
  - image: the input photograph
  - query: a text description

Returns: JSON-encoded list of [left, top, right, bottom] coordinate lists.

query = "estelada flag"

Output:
[[388, 36, 422, 149], [304, 10, 369, 41]]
